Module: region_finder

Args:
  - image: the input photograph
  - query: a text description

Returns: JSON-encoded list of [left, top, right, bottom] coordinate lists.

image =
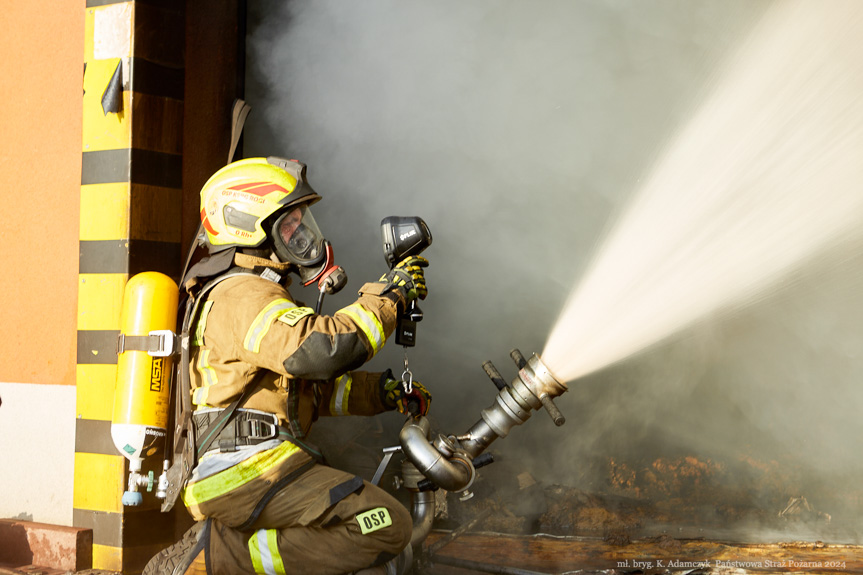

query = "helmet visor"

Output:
[[272, 205, 326, 266]]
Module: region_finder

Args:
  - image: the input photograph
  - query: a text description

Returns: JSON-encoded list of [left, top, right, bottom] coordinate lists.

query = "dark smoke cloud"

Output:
[[244, 0, 863, 538]]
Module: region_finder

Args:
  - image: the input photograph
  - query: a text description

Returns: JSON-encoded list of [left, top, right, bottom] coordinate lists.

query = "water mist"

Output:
[[543, 0, 863, 384]]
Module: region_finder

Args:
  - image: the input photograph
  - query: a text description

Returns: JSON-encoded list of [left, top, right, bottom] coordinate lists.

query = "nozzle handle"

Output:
[[416, 478, 435, 492], [481, 361, 508, 391], [540, 394, 565, 427], [509, 349, 528, 369], [472, 452, 495, 469]]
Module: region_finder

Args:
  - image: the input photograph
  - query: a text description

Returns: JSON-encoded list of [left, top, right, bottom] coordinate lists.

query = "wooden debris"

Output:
[[423, 531, 863, 573]]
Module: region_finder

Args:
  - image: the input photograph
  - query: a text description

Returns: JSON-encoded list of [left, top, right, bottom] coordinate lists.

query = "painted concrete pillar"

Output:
[[77, 1, 185, 571]]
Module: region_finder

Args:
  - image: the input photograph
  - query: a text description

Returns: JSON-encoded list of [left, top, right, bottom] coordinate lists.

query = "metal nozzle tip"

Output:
[[530, 353, 568, 391]]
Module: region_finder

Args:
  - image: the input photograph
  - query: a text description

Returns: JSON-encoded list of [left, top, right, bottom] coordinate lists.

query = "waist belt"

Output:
[[193, 408, 283, 453]]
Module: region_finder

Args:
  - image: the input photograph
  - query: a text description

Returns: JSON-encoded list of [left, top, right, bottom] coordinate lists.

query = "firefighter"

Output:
[[144, 157, 431, 575]]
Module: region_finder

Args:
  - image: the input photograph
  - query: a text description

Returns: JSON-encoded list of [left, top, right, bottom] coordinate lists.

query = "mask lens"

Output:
[[278, 208, 303, 243], [273, 205, 326, 266], [287, 223, 319, 260]]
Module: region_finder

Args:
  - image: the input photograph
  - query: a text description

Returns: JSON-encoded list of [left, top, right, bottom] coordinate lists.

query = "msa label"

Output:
[[276, 306, 314, 326], [150, 358, 163, 392], [356, 507, 392, 535]]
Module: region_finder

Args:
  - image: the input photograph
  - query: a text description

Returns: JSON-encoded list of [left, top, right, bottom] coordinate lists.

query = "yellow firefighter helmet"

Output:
[[199, 157, 321, 253]]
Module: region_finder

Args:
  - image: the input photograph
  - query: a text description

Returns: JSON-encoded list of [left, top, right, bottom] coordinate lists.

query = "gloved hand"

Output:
[[381, 373, 432, 416], [378, 256, 429, 303]]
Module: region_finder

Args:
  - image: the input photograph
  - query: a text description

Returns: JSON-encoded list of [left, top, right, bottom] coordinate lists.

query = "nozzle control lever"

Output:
[[509, 349, 528, 369], [539, 395, 565, 426], [482, 360, 508, 391]]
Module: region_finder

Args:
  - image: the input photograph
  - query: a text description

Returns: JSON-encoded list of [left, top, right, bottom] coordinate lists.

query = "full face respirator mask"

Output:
[[271, 205, 346, 293]]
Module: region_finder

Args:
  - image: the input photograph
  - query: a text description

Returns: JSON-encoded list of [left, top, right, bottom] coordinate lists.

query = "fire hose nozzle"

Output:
[[512, 352, 568, 426], [399, 350, 569, 509]]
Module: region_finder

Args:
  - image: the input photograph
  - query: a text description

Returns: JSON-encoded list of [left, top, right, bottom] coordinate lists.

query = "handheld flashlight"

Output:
[[381, 216, 432, 346]]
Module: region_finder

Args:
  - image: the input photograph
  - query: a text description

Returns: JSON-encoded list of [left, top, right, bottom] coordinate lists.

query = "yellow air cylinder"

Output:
[[111, 271, 178, 506]]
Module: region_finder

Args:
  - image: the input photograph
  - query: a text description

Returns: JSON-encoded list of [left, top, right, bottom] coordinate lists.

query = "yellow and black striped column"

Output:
[[76, 1, 185, 571]]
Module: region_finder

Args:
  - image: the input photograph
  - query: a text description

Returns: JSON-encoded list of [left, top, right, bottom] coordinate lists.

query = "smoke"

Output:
[[245, 0, 863, 538]]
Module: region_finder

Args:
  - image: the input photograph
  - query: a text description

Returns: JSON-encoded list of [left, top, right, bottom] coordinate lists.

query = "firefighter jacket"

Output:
[[182, 268, 403, 522]]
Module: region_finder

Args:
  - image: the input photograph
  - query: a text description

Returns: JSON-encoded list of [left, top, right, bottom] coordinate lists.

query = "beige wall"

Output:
[[0, 3, 84, 525], [0, 0, 243, 538], [0, 4, 83, 387]]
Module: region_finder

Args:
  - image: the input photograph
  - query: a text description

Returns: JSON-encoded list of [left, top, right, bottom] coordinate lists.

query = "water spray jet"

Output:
[[542, 0, 863, 384]]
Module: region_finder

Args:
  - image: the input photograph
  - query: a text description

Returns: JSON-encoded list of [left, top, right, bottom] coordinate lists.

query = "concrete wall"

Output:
[[0, 4, 84, 525], [0, 384, 76, 525]]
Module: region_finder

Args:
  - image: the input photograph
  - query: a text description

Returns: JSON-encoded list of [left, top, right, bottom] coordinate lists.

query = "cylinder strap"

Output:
[[117, 334, 159, 353], [117, 331, 177, 356]]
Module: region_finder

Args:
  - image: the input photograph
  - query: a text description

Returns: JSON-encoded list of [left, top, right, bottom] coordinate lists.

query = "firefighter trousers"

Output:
[[201, 461, 413, 575]]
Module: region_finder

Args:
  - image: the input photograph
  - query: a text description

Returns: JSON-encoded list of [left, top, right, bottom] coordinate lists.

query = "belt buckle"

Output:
[[247, 415, 278, 440]]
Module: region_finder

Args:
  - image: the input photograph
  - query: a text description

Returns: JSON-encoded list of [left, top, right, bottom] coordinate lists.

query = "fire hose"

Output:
[[373, 351, 568, 559]]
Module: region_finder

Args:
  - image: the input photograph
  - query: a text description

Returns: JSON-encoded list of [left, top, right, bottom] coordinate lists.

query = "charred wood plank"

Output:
[[423, 531, 863, 573]]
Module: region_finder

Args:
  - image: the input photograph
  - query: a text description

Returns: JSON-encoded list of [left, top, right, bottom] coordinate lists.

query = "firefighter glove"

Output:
[[379, 256, 429, 303], [381, 372, 431, 416]]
